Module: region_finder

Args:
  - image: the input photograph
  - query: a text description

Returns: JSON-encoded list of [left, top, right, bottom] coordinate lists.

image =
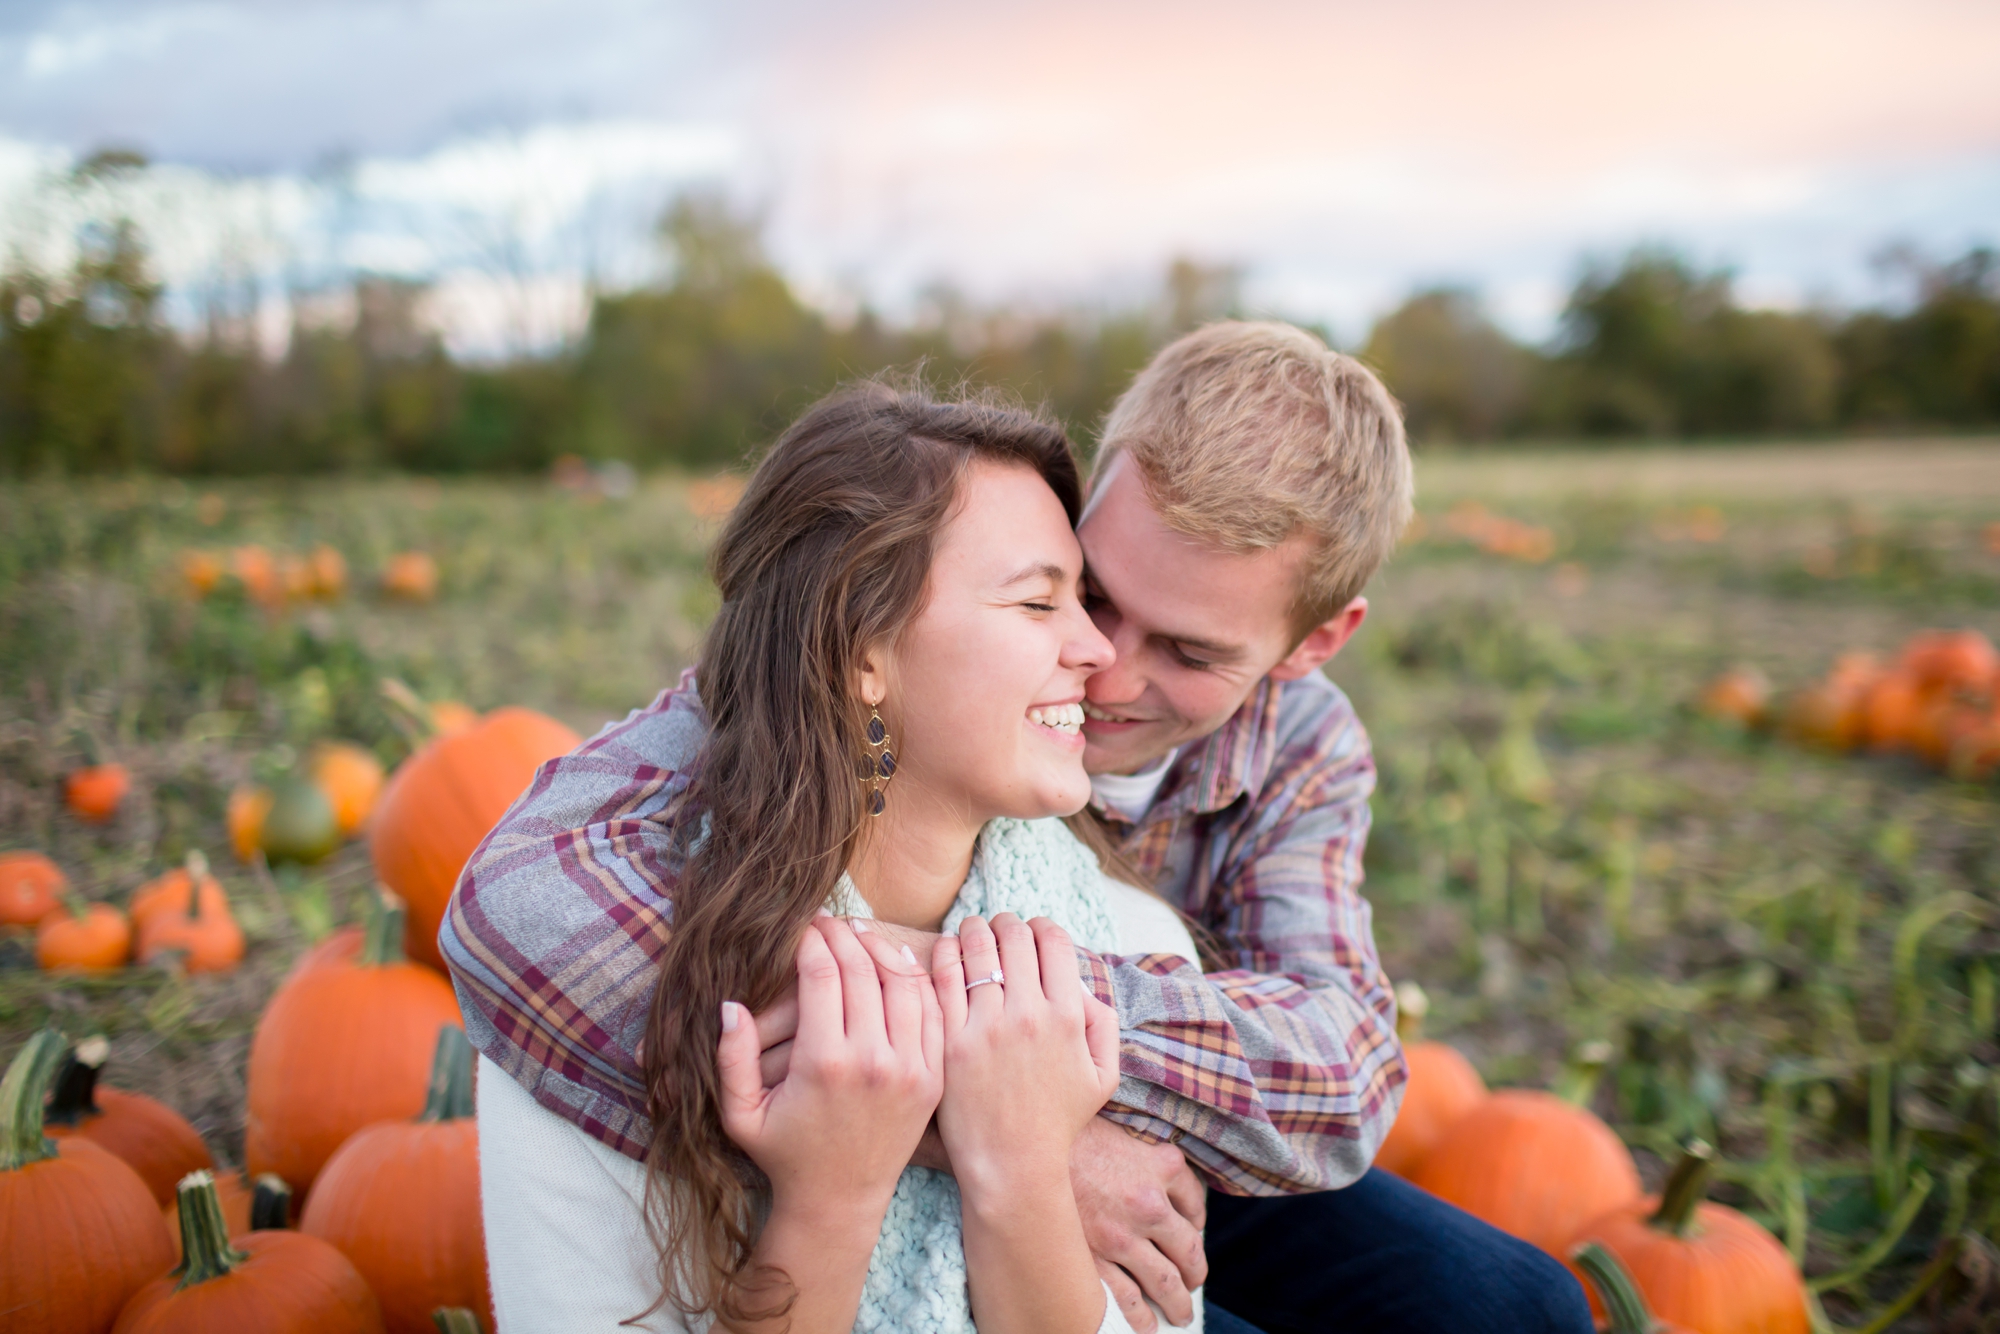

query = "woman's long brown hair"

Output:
[[640, 379, 1084, 1326]]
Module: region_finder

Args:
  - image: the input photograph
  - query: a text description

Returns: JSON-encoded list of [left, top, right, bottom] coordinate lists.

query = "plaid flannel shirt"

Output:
[[441, 667, 1404, 1195]]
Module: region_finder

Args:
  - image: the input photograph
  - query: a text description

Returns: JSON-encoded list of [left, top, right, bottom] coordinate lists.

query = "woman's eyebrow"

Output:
[[997, 561, 1068, 588]]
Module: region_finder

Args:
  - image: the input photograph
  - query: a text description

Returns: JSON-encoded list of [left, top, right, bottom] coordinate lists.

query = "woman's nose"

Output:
[[1061, 604, 1115, 675]]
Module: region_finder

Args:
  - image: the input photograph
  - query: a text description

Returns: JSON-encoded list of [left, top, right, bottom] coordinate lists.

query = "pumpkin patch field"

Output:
[[2, 439, 1998, 1330]]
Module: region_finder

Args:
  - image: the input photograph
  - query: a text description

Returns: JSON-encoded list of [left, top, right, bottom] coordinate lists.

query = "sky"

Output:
[[2, 0, 1997, 355]]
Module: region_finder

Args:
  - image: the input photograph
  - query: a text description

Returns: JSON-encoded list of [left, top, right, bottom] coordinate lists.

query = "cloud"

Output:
[[1, 0, 1995, 345]]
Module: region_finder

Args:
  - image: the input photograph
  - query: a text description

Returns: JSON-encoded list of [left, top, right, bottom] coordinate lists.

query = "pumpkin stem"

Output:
[[184, 849, 209, 918], [250, 1173, 293, 1230], [432, 1308, 486, 1334], [1555, 1039, 1614, 1106], [380, 677, 440, 747], [361, 888, 409, 967], [174, 1169, 249, 1287], [1393, 980, 1429, 1042], [1648, 1139, 1715, 1237], [42, 1034, 108, 1126], [1571, 1241, 1660, 1334], [421, 1026, 475, 1122], [1, 1029, 66, 1170]]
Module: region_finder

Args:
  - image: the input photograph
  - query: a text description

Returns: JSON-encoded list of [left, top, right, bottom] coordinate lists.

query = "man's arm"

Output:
[[1088, 683, 1405, 1197]]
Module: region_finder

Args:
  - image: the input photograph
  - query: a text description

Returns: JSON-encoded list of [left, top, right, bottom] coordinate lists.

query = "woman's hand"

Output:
[[933, 913, 1122, 1334], [717, 917, 944, 1215], [933, 913, 1121, 1195]]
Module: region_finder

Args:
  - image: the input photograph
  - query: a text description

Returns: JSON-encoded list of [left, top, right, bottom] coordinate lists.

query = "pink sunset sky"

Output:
[[2, 0, 1995, 350]]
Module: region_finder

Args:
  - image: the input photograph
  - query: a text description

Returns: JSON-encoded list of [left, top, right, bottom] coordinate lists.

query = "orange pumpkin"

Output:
[[312, 742, 387, 838], [286, 923, 365, 979], [230, 545, 284, 608], [1, 1030, 176, 1334], [244, 892, 465, 1194], [1412, 1088, 1641, 1257], [114, 1170, 384, 1332], [44, 1035, 214, 1205], [1571, 1241, 1697, 1334], [0, 850, 66, 925], [1901, 629, 1998, 694], [226, 784, 273, 862], [369, 707, 581, 970], [307, 545, 349, 600], [381, 552, 439, 602], [164, 1171, 292, 1261], [302, 1026, 494, 1334], [179, 549, 225, 597], [1695, 667, 1769, 729], [1910, 692, 1989, 769], [130, 851, 230, 937], [66, 762, 131, 822], [1860, 670, 1926, 751], [1376, 982, 1488, 1178], [1568, 1141, 1807, 1334], [135, 872, 245, 975], [37, 900, 132, 971], [429, 701, 480, 735], [1951, 718, 2000, 782]]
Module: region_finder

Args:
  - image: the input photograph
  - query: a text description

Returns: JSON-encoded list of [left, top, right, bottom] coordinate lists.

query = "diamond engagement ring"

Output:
[[964, 968, 1005, 991]]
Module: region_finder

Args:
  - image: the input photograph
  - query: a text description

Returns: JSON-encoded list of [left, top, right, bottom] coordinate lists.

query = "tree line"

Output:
[[2, 200, 1996, 476]]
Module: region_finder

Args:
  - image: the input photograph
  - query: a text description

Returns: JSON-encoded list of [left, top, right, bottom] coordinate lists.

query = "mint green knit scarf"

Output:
[[826, 816, 1118, 1334]]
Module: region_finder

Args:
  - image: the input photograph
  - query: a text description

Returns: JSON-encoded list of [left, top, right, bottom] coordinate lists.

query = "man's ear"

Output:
[[1268, 597, 1368, 682]]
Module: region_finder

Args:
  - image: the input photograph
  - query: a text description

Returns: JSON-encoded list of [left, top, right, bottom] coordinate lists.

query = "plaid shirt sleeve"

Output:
[[439, 680, 705, 1160], [442, 672, 1401, 1191], [1091, 675, 1406, 1196]]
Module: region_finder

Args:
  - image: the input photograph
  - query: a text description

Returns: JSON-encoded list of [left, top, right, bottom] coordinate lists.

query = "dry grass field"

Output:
[[3, 438, 1996, 1328]]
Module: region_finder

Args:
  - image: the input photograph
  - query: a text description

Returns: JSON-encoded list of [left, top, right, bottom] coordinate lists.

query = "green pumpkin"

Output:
[[259, 777, 341, 864]]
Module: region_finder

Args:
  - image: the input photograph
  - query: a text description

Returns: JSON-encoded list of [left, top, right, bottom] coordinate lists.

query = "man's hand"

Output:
[[1071, 1116, 1208, 1333]]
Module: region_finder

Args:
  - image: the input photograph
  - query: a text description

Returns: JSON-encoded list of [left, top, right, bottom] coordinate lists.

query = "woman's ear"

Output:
[[853, 646, 888, 709]]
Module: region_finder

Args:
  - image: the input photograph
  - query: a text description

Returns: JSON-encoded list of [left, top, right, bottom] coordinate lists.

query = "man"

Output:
[[443, 321, 1590, 1333]]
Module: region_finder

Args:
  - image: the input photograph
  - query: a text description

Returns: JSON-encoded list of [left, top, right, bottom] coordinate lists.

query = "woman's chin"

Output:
[[1016, 775, 1096, 821]]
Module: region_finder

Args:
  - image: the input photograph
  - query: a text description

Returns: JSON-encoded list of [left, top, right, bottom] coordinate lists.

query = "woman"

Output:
[[476, 382, 1212, 1332]]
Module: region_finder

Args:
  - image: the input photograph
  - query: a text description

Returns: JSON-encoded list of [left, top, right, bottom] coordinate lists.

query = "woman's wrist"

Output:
[[767, 1174, 900, 1240], [948, 1144, 1074, 1216]]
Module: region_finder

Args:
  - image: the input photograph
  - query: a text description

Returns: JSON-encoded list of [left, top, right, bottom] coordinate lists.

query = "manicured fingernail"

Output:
[[852, 918, 871, 934], [900, 945, 918, 966], [816, 905, 833, 917], [720, 1001, 740, 1033]]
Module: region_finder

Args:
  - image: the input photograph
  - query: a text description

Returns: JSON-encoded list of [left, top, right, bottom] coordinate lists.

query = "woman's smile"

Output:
[[1026, 701, 1086, 742]]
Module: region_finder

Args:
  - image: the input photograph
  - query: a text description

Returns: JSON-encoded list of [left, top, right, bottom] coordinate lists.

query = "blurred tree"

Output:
[[1164, 258, 1243, 334], [4, 182, 1995, 476], [0, 220, 168, 473], [1542, 250, 1838, 437], [1837, 248, 2000, 427], [1363, 288, 1533, 442]]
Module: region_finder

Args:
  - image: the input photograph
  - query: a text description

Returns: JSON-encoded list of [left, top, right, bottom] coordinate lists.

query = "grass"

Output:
[[3, 439, 1997, 1329]]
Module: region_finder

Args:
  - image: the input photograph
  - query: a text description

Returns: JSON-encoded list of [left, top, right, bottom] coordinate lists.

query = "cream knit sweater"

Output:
[[478, 817, 1204, 1334]]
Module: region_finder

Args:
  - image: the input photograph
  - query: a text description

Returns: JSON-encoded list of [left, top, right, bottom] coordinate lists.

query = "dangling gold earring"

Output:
[[863, 705, 896, 816]]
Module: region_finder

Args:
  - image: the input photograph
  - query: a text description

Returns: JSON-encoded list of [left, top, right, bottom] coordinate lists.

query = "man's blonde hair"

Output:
[[1094, 320, 1413, 635]]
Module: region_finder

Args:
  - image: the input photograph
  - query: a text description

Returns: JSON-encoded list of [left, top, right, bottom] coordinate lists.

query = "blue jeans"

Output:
[[1205, 1168, 1593, 1334]]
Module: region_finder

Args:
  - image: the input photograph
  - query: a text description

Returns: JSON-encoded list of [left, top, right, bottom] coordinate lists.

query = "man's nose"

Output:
[[1082, 622, 1147, 704]]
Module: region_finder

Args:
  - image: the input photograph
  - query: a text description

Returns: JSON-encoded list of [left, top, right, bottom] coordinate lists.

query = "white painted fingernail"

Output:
[[900, 945, 918, 966], [816, 905, 833, 917], [852, 918, 871, 934], [720, 1001, 740, 1033]]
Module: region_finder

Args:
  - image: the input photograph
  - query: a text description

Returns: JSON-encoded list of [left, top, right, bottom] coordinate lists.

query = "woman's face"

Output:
[[875, 459, 1113, 826]]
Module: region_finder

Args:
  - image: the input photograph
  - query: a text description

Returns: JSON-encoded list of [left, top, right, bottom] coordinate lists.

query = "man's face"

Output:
[[1076, 454, 1357, 776]]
